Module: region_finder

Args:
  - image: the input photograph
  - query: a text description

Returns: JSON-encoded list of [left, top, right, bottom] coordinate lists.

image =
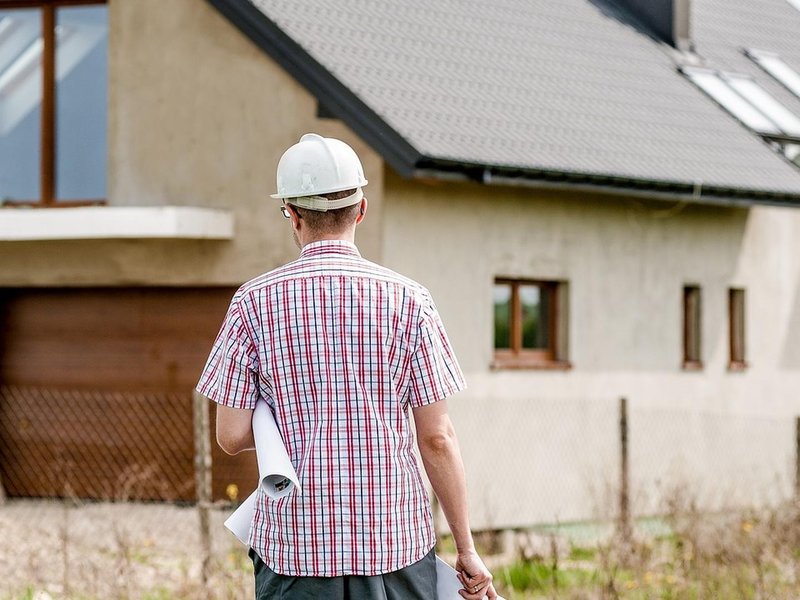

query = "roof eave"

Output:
[[206, 0, 423, 177], [414, 159, 800, 208]]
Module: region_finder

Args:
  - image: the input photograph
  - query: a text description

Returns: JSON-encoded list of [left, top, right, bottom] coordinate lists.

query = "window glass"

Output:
[[747, 49, 800, 99], [784, 143, 800, 166], [683, 285, 702, 365], [493, 284, 511, 349], [683, 67, 782, 135], [55, 5, 107, 200], [729, 289, 746, 364], [724, 74, 800, 137], [0, 9, 41, 202], [520, 284, 549, 349]]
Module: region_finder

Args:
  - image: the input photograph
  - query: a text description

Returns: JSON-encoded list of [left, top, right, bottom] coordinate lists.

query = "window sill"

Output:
[[491, 357, 572, 371], [727, 360, 748, 372], [0, 206, 234, 241], [682, 360, 704, 371]]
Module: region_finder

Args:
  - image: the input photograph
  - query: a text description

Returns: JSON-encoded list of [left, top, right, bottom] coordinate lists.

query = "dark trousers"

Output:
[[249, 548, 437, 599]]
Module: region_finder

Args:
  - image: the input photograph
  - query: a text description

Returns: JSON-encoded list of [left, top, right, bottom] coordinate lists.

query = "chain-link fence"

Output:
[[0, 386, 797, 598], [442, 394, 796, 551]]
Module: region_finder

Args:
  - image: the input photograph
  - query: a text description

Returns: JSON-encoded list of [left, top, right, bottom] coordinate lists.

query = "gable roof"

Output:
[[208, 0, 800, 206]]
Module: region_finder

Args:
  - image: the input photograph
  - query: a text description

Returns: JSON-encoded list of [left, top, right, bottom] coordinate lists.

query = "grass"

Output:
[[488, 497, 800, 600], [7, 491, 800, 599], [498, 561, 600, 593]]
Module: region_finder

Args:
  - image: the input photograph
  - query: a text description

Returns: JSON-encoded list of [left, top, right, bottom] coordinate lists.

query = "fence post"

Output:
[[795, 417, 800, 501], [193, 391, 213, 596], [617, 397, 632, 544]]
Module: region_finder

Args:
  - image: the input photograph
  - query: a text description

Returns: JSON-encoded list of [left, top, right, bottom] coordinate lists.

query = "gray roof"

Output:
[[209, 0, 800, 203]]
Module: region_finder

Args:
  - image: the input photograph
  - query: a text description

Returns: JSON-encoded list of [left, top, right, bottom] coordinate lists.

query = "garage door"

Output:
[[0, 288, 258, 502]]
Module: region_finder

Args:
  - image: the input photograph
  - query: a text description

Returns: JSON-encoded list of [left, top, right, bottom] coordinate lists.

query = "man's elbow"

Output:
[[418, 428, 458, 458], [216, 430, 250, 455]]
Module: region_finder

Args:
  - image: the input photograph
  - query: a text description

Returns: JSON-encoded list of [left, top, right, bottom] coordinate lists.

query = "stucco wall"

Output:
[[0, 0, 384, 286], [383, 170, 800, 529]]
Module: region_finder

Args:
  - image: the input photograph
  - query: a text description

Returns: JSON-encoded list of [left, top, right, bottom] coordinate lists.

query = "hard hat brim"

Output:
[[276, 188, 364, 212], [270, 179, 368, 200]]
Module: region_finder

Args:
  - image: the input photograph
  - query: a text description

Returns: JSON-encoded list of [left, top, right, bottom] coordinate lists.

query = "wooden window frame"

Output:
[[492, 278, 570, 370], [0, 0, 107, 208], [728, 288, 747, 371], [682, 285, 702, 370]]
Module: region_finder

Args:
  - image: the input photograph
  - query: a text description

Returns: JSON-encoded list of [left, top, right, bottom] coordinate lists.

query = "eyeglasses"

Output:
[[280, 204, 302, 219]]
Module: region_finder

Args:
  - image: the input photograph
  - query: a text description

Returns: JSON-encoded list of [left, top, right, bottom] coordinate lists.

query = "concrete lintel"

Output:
[[0, 206, 235, 241]]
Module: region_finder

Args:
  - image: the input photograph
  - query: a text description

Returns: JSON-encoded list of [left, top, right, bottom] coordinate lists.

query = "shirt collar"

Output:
[[300, 239, 362, 259]]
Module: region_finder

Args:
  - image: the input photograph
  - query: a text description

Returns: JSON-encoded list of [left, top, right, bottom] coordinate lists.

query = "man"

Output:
[[198, 133, 497, 600]]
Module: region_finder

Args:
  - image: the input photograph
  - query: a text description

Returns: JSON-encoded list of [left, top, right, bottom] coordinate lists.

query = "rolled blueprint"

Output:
[[224, 400, 301, 545], [252, 400, 300, 498]]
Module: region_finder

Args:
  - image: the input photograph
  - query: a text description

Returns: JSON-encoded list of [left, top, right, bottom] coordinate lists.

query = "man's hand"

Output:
[[456, 550, 497, 599]]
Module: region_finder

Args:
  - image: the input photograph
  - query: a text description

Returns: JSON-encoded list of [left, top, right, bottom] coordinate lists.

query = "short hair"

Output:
[[291, 189, 361, 233]]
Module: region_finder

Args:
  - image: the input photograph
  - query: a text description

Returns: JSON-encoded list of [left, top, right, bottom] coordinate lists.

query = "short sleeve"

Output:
[[405, 299, 467, 408], [196, 300, 260, 410]]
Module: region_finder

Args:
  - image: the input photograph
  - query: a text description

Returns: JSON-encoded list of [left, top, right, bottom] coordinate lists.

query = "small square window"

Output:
[[492, 278, 569, 369], [729, 288, 747, 369], [682, 285, 702, 369]]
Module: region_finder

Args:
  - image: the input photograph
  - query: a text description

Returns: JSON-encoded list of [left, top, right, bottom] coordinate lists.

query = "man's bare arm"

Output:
[[413, 400, 496, 600], [216, 403, 255, 455]]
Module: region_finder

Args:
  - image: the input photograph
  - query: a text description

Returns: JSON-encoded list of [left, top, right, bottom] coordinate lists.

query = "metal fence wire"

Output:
[[0, 388, 796, 599], [0, 385, 196, 501]]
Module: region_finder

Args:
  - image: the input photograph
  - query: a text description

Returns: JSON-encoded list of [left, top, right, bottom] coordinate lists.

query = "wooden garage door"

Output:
[[0, 288, 258, 502]]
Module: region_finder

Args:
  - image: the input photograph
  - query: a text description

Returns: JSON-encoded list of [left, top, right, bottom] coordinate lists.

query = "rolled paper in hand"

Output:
[[224, 401, 301, 545]]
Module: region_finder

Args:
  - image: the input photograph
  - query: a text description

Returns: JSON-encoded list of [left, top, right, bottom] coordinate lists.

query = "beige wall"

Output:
[[0, 0, 384, 286], [382, 170, 800, 529]]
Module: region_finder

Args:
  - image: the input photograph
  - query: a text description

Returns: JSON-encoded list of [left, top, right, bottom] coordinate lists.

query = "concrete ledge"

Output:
[[0, 206, 235, 241]]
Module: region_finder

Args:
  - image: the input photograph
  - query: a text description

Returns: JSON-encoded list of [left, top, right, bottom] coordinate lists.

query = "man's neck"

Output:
[[299, 231, 356, 248]]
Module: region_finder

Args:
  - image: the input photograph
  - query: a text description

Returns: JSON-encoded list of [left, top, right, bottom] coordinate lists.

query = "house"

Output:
[[1, 0, 799, 530]]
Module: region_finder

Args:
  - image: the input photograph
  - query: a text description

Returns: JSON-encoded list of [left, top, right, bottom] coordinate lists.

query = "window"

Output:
[[723, 73, 800, 136], [682, 66, 800, 169], [682, 67, 782, 135], [0, 0, 107, 206], [729, 288, 746, 369], [682, 285, 702, 369], [746, 49, 800, 100], [785, 143, 800, 167], [493, 278, 569, 369]]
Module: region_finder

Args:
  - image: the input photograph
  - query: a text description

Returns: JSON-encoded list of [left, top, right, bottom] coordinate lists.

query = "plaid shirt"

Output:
[[197, 240, 466, 576]]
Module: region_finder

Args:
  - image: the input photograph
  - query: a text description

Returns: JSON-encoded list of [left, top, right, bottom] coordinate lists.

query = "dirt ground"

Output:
[[0, 499, 254, 599]]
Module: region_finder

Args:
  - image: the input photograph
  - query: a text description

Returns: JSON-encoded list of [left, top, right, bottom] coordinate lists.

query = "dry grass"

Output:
[[4, 487, 800, 599], [0, 499, 253, 600], [493, 487, 800, 599]]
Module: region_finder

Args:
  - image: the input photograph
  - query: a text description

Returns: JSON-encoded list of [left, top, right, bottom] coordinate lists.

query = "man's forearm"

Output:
[[216, 404, 256, 455], [418, 427, 475, 552]]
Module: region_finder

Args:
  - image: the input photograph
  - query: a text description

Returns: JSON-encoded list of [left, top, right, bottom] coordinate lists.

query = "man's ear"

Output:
[[289, 205, 302, 228], [356, 197, 368, 223]]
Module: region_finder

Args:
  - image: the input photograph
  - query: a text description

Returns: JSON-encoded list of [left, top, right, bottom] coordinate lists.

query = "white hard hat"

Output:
[[270, 133, 368, 212]]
